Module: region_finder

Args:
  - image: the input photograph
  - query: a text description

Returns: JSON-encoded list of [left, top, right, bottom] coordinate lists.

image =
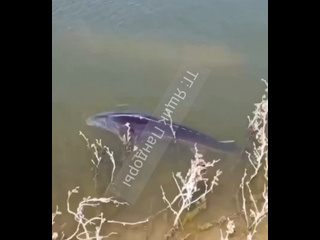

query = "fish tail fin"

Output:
[[216, 140, 240, 154]]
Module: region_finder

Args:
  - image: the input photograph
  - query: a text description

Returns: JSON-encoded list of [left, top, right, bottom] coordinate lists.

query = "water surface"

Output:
[[52, 1, 267, 239]]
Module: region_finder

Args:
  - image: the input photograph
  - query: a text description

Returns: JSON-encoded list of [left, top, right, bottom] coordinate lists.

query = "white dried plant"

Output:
[[52, 186, 128, 240], [106, 143, 222, 231], [79, 131, 116, 184], [52, 206, 63, 240], [220, 218, 236, 240], [52, 133, 121, 239], [161, 143, 222, 227], [240, 79, 268, 240]]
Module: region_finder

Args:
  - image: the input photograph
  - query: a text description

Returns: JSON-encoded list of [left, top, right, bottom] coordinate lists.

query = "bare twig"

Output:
[[64, 186, 127, 240], [220, 218, 235, 240], [161, 143, 222, 227], [79, 131, 117, 184], [240, 79, 268, 240], [52, 206, 62, 240]]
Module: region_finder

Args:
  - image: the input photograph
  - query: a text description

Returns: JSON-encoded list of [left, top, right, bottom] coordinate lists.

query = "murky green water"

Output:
[[52, 1, 267, 239]]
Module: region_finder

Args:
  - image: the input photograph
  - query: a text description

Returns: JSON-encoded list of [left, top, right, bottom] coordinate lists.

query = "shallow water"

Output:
[[52, 1, 267, 239]]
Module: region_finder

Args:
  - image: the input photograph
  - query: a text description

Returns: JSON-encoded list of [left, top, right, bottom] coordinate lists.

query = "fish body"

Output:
[[86, 111, 240, 155]]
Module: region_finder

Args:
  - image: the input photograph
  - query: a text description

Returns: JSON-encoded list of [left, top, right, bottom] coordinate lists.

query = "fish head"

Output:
[[86, 112, 151, 136], [86, 111, 121, 135]]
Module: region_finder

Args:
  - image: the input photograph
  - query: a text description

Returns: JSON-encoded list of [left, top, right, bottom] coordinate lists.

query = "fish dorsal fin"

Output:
[[219, 140, 235, 143]]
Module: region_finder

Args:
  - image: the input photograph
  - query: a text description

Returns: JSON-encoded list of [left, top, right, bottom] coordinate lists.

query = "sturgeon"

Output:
[[86, 111, 240, 155]]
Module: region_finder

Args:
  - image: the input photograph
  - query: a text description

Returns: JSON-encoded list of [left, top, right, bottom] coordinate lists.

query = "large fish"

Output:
[[86, 111, 241, 156]]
